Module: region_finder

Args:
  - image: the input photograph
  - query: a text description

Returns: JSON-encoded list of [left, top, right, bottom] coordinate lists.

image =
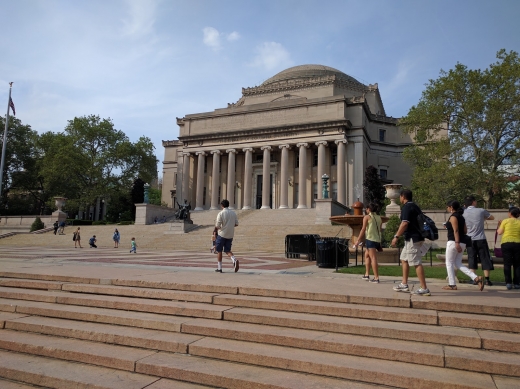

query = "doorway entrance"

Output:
[[256, 174, 273, 209]]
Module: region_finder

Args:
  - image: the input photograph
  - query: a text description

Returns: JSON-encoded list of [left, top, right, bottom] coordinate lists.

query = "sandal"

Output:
[[476, 277, 485, 291], [442, 285, 457, 290]]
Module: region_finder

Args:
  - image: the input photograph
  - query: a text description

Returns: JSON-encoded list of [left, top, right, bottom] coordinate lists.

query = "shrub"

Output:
[[382, 215, 404, 248], [30, 217, 45, 232], [118, 221, 134, 225], [67, 220, 93, 226], [92, 221, 107, 225]]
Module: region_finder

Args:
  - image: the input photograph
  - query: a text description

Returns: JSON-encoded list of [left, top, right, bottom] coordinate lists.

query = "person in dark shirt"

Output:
[[391, 189, 431, 296]]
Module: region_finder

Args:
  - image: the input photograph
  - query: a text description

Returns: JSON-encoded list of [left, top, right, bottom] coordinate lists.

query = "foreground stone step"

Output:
[[0, 271, 100, 284], [439, 311, 520, 333], [412, 296, 520, 318], [56, 291, 231, 319], [0, 278, 64, 290], [0, 312, 28, 327], [0, 379, 48, 389], [0, 298, 188, 332], [445, 346, 520, 377], [62, 283, 218, 303], [5, 316, 202, 352], [181, 317, 445, 366], [112, 278, 237, 294], [213, 294, 438, 324], [224, 307, 482, 348], [136, 351, 382, 389], [0, 350, 158, 389], [188, 337, 496, 389], [0, 329, 158, 371], [0, 286, 64, 303]]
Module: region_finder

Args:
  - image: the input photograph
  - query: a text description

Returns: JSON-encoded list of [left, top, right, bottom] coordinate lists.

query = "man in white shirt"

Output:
[[464, 196, 495, 286], [215, 199, 239, 273]]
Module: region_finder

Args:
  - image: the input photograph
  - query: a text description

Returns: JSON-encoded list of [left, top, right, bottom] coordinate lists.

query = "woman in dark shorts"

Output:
[[354, 203, 382, 283]]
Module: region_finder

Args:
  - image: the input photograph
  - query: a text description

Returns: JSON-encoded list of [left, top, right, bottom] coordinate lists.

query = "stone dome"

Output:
[[261, 64, 363, 87]]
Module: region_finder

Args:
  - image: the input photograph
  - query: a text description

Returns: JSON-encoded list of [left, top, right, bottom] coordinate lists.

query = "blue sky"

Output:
[[1, 0, 519, 174]]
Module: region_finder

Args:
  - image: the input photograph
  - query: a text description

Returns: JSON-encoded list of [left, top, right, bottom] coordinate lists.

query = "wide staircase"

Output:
[[0, 209, 352, 253], [0, 272, 519, 388]]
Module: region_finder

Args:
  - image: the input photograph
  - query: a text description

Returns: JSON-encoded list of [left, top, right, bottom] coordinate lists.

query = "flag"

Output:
[[9, 97, 15, 116]]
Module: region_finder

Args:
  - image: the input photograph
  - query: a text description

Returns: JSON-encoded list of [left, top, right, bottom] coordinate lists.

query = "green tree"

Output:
[[401, 49, 520, 208], [363, 165, 385, 211], [30, 216, 45, 232], [0, 116, 43, 214], [38, 115, 158, 217]]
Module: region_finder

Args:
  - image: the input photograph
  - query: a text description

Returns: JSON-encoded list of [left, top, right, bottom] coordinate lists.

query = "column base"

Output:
[[194, 207, 204, 211], [242, 206, 252, 210], [210, 206, 219, 210], [297, 205, 308, 209], [260, 206, 271, 209], [279, 205, 289, 209]]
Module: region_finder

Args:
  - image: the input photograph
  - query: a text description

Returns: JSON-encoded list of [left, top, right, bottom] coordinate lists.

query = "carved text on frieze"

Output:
[[215, 131, 299, 144]]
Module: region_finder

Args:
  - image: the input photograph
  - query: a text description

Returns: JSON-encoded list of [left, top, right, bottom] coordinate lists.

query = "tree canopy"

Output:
[[363, 165, 385, 211], [401, 49, 520, 208], [1, 114, 158, 218]]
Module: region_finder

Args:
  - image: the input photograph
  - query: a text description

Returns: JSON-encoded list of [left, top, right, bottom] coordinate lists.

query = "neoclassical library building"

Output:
[[162, 65, 413, 210]]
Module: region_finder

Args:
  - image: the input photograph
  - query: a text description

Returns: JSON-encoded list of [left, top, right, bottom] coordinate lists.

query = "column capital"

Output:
[[296, 142, 309, 148], [315, 141, 328, 147], [182, 152, 191, 157], [195, 151, 206, 156], [279, 144, 291, 150], [261, 146, 272, 151], [210, 150, 221, 155], [242, 147, 254, 153], [226, 149, 237, 154], [335, 139, 347, 145]]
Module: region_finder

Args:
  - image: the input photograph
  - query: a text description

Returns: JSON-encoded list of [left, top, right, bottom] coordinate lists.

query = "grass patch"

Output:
[[338, 265, 505, 283]]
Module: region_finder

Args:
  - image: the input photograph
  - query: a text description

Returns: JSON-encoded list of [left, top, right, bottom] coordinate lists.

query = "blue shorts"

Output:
[[365, 239, 381, 249], [215, 235, 233, 253]]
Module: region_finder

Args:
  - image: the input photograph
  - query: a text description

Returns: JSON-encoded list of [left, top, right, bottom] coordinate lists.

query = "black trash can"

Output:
[[316, 237, 349, 268], [285, 234, 320, 260]]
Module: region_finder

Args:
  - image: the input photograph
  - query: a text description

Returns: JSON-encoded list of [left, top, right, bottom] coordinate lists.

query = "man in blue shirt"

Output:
[[391, 189, 431, 296]]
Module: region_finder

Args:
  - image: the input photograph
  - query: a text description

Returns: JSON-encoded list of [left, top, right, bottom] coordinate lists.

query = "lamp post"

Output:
[[322, 174, 330, 199]]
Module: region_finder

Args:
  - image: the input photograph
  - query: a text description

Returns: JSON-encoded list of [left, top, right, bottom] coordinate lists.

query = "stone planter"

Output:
[[378, 247, 400, 263], [384, 184, 402, 216]]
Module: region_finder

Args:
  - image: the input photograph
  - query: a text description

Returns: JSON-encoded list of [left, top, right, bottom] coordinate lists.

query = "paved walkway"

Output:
[[1, 246, 518, 314]]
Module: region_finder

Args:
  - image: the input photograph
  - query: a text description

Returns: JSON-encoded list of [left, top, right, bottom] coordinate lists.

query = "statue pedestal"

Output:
[[164, 220, 197, 234], [51, 210, 67, 223]]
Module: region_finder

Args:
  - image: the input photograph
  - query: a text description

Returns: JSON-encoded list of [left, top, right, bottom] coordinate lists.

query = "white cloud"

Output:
[[250, 42, 292, 71], [203, 27, 221, 50], [121, 0, 158, 37], [227, 31, 240, 41]]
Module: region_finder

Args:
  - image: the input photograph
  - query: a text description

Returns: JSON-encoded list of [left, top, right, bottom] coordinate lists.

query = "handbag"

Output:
[[494, 228, 502, 258]]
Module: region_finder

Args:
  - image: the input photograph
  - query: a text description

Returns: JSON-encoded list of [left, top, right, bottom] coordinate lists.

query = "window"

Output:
[[313, 150, 318, 167], [331, 148, 337, 166], [379, 129, 386, 142], [380, 169, 388, 179], [295, 154, 299, 168], [203, 187, 206, 205], [204, 158, 207, 173], [332, 182, 338, 201]]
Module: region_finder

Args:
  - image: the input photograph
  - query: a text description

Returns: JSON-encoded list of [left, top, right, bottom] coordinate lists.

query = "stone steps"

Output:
[[0, 274, 519, 388]]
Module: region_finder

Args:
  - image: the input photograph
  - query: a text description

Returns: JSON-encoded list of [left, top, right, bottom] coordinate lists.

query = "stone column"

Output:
[[194, 151, 206, 211], [260, 146, 271, 209], [182, 152, 190, 203], [315, 141, 328, 200], [242, 147, 253, 210], [210, 150, 221, 210], [296, 142, 309, 209], [335, 139, 347, 205], [279, 144, 290, 209], [226, 149, 237, 209]]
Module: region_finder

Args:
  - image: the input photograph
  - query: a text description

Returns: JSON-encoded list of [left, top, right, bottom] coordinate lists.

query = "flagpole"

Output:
[[0, 82, 13, 205]]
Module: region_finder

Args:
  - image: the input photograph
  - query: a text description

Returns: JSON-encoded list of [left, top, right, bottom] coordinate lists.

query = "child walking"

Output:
[[210, 226, 218, 253], [130, 237, 137, 253]]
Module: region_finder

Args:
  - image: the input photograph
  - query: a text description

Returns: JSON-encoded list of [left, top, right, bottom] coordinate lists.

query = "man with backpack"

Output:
[[391, 189, 431, 296]]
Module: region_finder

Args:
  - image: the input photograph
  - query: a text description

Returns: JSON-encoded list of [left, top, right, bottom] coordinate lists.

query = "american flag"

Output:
[[9, 96, 15, 116]]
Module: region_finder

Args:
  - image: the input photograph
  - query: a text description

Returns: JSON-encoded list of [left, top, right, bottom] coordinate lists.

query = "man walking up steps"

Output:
[[215, 199, 239, 273]]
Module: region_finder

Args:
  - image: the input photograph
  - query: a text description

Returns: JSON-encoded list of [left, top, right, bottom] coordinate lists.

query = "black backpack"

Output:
[[416, 213, 439, 241]]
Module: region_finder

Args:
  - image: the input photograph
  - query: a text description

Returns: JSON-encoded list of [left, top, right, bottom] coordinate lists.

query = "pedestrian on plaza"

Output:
[[53, 221, 59, 235], [210, 226, 218, 254], [130, 237, 137, 253], [354, 202, 382, 283], [442, 200, 484, 291], [391, 189, 431, 296], [113, 228, 120, 248], [215, 199, 239, 273], [59, 221, 66, 234], [496, 207, 520, 290], [73, 227, 82, 248], [464, 195, 495, 286], [89, 235, 98, 248]]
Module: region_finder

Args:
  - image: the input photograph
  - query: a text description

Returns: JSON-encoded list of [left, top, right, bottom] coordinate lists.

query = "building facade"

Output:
[[162, 65, 413, 210]]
